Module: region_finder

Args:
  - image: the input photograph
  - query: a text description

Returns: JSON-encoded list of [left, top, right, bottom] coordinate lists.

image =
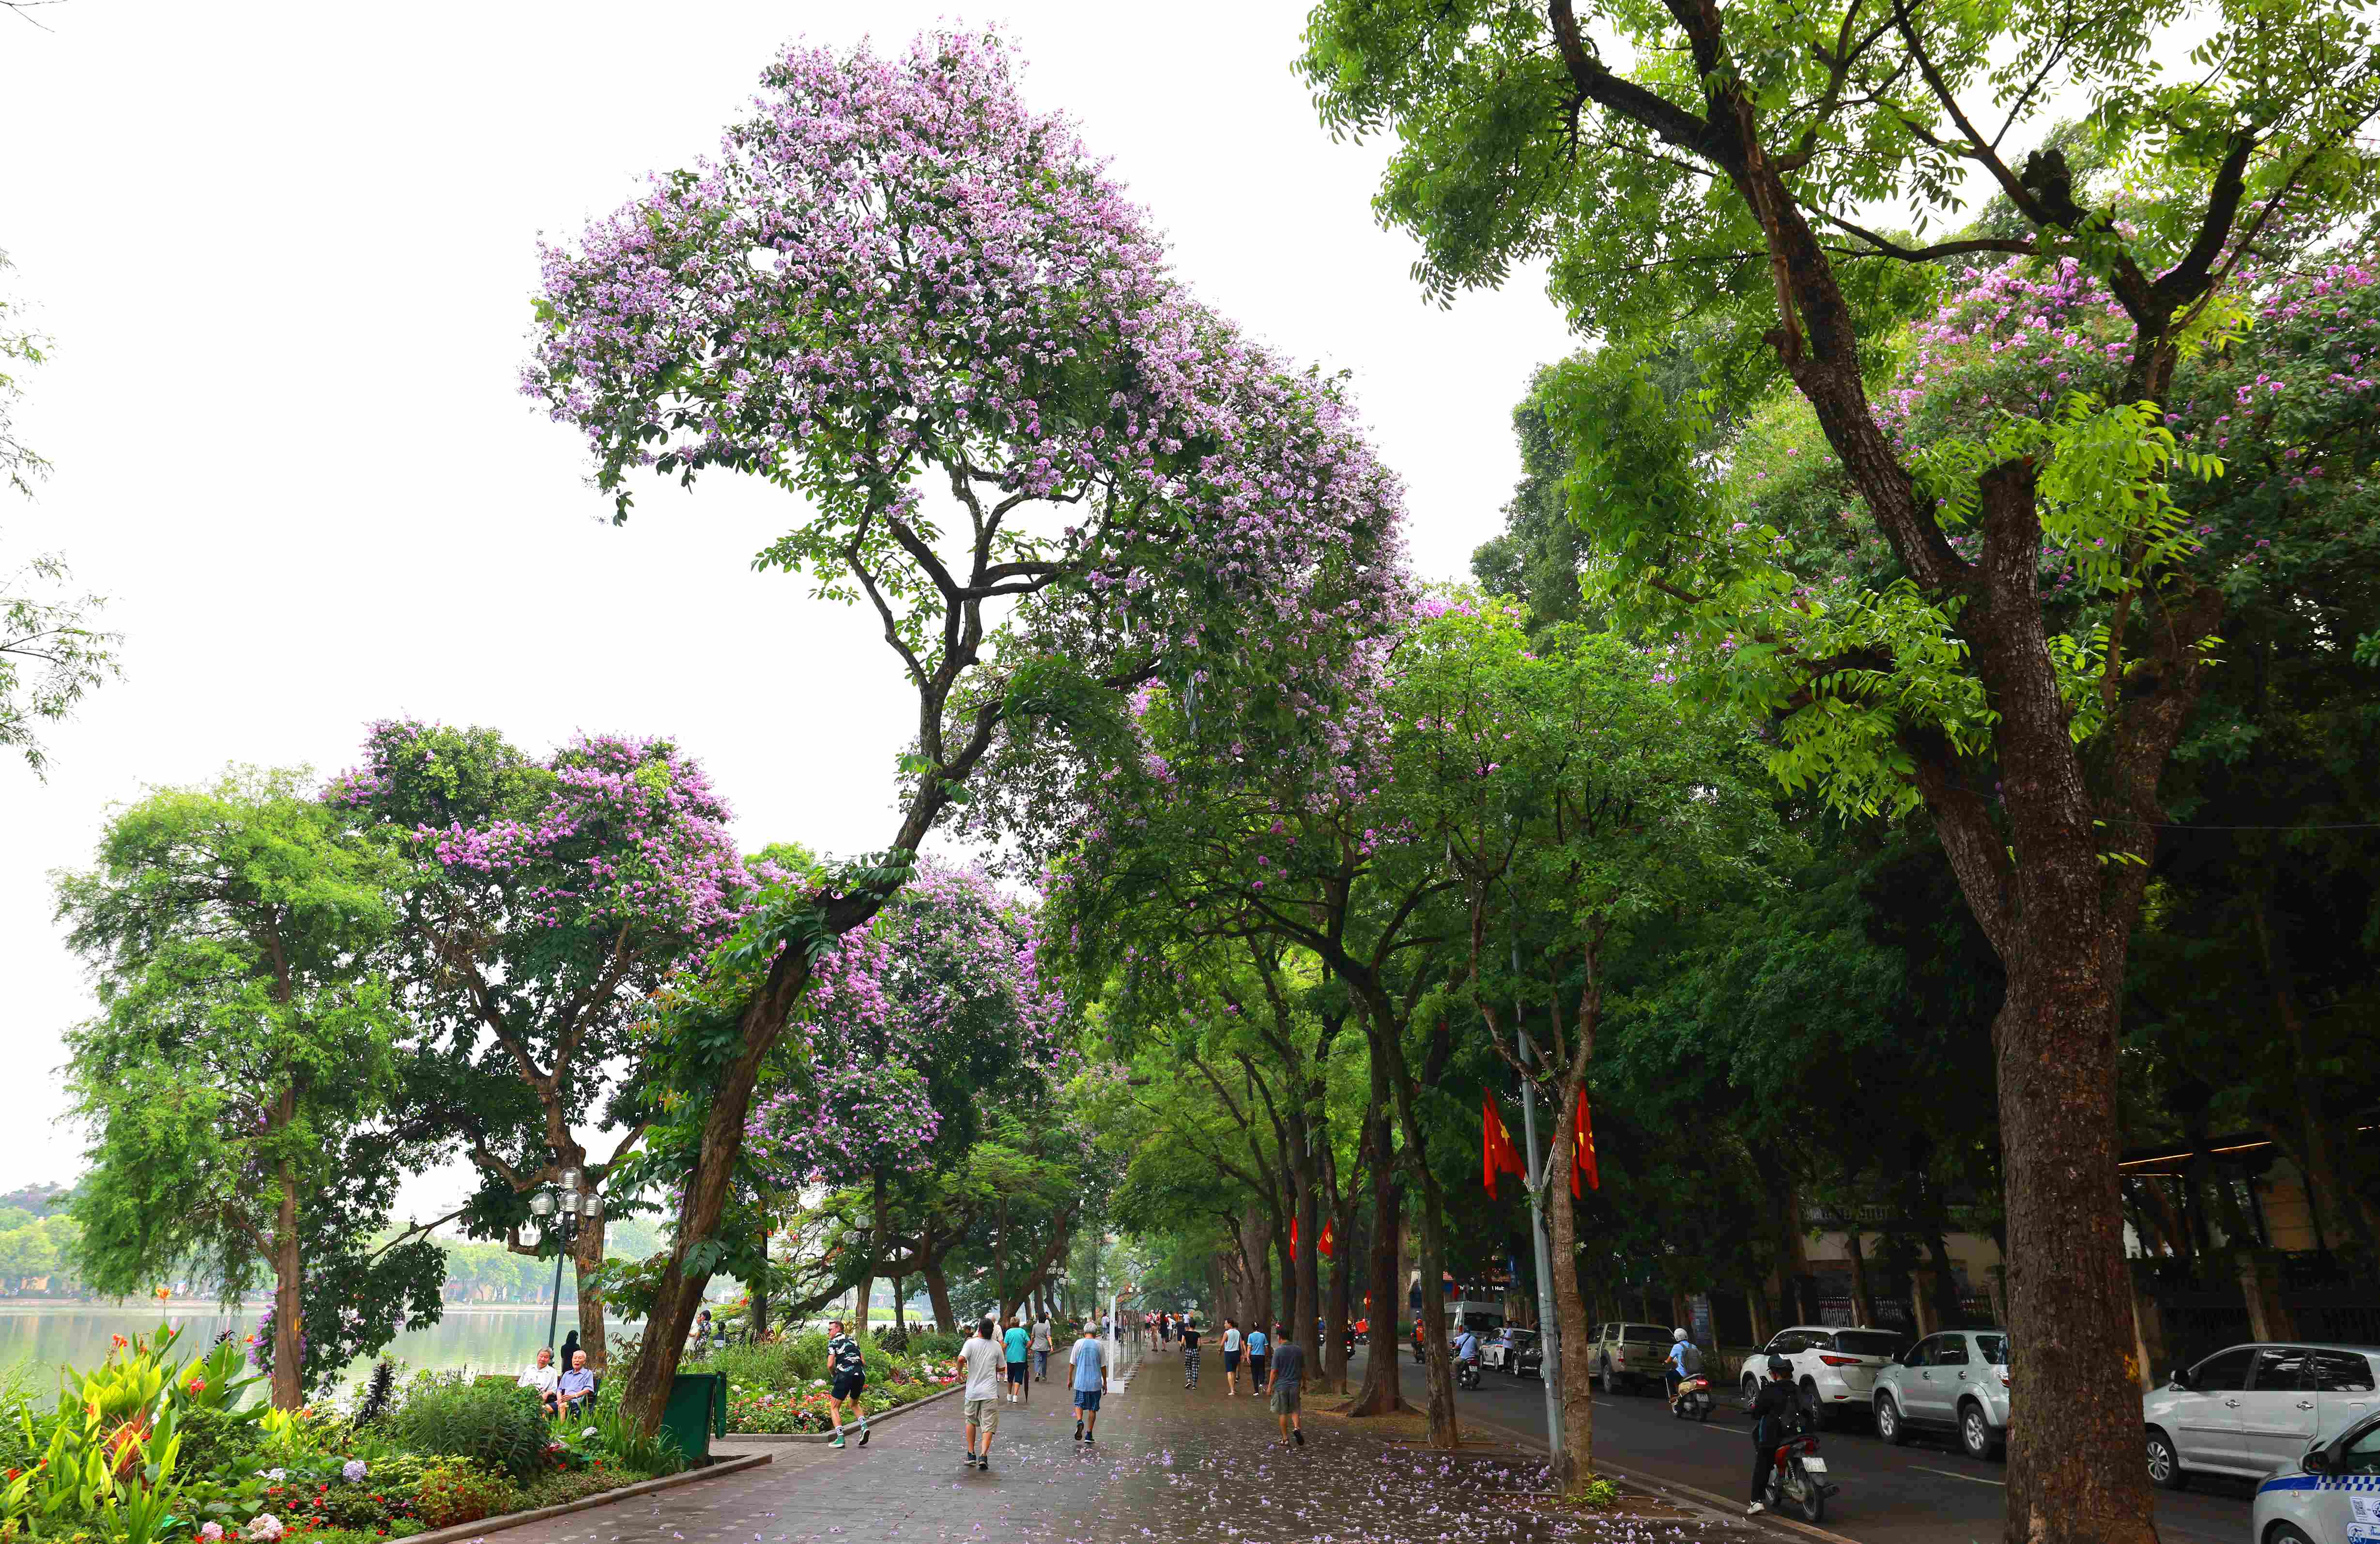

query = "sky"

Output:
[[0, 1, 1571, 1214]]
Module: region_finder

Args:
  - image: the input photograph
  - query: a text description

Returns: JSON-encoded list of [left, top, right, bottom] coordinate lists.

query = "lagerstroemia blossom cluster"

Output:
[[325, 720, 754, 976], [748, 859, 1067, 1190], [524, 29, 1410, 842]]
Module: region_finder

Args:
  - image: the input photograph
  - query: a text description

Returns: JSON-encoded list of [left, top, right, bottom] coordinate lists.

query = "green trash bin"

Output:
[[660, 1371, 726, 1465]]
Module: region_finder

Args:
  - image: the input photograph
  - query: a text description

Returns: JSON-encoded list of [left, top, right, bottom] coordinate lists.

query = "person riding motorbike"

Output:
[[1664, 1328, 1694, 1405], [1453, 1325, 1482, 1387], [1746, 1354, 1800, 1516]]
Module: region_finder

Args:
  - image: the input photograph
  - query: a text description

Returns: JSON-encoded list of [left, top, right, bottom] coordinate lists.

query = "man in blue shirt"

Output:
[[1665, 1328, 1698, 1407], [556, 1350, 597, 1416], [1453, 1325, 1482, 1375], [1244, 1324, 1269, 1392], [1069, 1325, 1109, 1445]]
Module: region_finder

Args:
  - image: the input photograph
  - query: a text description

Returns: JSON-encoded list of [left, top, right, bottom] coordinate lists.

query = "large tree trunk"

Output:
[[1342, 1070, 1409, 1416], [1326, 1223, 1353, 1394], [1378, 1016, 1458, 1447], [271, 1154, 304, 1412], [1243, 1209, 1275, 1333], [925, 1264, 956, 1335], [572, 1207, 609, 1369], [1543, 1166, 1593, 1488], [615, 948, 817, 1431]]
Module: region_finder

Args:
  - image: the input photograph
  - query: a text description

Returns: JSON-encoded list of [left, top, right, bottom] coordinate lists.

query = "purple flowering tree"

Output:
[[749, 859, 1070, 1331], [524, 29, 1407, 1425], [326, 720, 756, 1370]]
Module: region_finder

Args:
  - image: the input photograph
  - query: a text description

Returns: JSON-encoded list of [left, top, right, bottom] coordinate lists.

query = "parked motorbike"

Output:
[[1670, 1373, 1715, 1421], [1762, 1433, 1836, 1524], [1457, 1359, 1483, 1391]]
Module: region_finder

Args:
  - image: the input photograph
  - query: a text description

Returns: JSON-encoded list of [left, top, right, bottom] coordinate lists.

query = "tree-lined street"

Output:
[[5, 6, 2379, 1544]]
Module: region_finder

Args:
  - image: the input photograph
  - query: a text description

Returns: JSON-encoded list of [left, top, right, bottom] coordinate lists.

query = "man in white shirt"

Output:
[[960, 1317, 1006, 1472], [516, 1347, 560, 1416]]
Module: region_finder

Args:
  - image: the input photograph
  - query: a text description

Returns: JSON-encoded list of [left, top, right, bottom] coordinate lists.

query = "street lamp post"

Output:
[[527, 1168, 604, 1354]]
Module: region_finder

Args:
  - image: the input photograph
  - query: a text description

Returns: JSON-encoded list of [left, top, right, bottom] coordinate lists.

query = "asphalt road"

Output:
[[1341, 1347, 2257, 1544]]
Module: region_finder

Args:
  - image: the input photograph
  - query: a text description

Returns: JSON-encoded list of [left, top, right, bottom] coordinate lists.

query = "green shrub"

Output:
[[872, 1326, 910, 1354], [908, 1331, 962, 1359], [168, 1404, 265, 1477], [588, 1407, 685, 1477], [518, 1468, 646, 1509], [386, 1384, 552, 1482], [410, 1460, 518, 1529]]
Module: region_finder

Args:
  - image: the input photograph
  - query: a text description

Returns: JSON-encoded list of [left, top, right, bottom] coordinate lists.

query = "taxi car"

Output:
[[2251, 1405, 2380, 1544]]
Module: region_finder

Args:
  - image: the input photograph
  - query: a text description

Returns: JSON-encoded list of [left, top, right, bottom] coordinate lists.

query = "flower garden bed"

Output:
[[0, 1325, 711, 1544], [681, 1333, 971, 1437]]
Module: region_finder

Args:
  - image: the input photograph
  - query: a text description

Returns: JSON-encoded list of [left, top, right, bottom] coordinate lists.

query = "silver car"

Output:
[[1874, 1328, 2011, 1460], [2143, 1343, 2380, 1487], [2251, 1405, 2380, 1544]]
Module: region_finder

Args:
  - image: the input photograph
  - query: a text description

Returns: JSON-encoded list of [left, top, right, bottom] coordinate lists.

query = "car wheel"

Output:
[[1743, 1376, 1761, 1406], [2145, 1428, 2188, 1492], [1601, 1364, 1619, 1394], [1798, 1377, 1827, 1430], [1960, 1401, 2002, 1461], [1876, 1392, 1908, 1446], [2267, 1524, 2315, 1544]]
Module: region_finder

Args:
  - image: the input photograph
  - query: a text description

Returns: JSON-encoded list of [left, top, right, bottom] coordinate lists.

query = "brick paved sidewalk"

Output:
[[489, 1338, 1732, 1544]]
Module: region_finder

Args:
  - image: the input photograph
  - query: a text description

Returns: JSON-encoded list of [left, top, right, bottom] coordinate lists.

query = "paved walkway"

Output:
[[492, 1337, 1710, 1544]]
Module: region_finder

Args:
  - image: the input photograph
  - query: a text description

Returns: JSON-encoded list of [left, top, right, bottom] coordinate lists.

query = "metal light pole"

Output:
[[1514, 936, 1567, 1471], [527, 1168, 603, 1353]]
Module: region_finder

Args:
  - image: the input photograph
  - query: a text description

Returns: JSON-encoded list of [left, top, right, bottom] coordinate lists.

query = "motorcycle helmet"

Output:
[[1766, 1354, 1791, 1377], [1673, 1328, 1689, 1341]]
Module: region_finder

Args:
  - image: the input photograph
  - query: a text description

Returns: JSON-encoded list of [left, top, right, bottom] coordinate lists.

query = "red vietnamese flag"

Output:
[[1319, 1218, 1336, 1259], [1572, 1085, 1601, 1195], [1482, 1095, 1527, 1198]]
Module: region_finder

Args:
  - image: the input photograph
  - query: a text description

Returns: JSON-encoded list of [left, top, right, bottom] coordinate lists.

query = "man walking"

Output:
[[824, 1318, 869, 1449], [1069, 1320, 1109, 1445], [1244, 1323, 1269, 1393], [1267, 1326, 1307, 1446], [961, 1317, 1005, 1472], [1220, 1319, 1244, 1396], [1031, 1312, 1054, 1383], [1179, 1313, 1201, 1389]]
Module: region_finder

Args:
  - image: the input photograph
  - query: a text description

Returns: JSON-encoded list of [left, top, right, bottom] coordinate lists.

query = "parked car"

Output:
[[1592, 1322, 1674, 1393], [2143, 1342, 2380, 1488], [1873, 1328, 2011, 1459], [1743, 1325, 1909, 1430], [1515, 1330, 1547, 1380], [2250, 1404, 2380, 1544], [1483, 1328, 1542, 1377]]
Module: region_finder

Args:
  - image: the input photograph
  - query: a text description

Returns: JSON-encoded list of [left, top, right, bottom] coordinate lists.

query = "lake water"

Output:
[[0, 1305, 636, 1400]]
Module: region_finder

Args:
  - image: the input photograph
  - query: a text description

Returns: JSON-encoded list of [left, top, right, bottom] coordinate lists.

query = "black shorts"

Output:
[[831, 1373, 865, 1400], [1008, 1360, 1028, 1384]]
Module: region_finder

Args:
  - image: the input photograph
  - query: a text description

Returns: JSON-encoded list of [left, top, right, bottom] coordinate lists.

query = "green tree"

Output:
[[57, 769, 430, 1407], [1, 252, 120, 779], [1301, 3, 2380, 1534]]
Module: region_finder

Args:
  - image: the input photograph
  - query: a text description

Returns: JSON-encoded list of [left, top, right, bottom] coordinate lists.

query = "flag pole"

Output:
[[1515, 933, 1567, 1477]]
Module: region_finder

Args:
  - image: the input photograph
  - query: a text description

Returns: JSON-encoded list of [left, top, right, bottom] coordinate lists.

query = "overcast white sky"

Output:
[[0, 2, 1568, 1216]]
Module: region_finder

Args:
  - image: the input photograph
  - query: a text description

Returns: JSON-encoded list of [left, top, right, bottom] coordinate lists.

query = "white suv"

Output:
[[1874, 1328, 2011, 1459], [1743, 1325, 1910, 1430]]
